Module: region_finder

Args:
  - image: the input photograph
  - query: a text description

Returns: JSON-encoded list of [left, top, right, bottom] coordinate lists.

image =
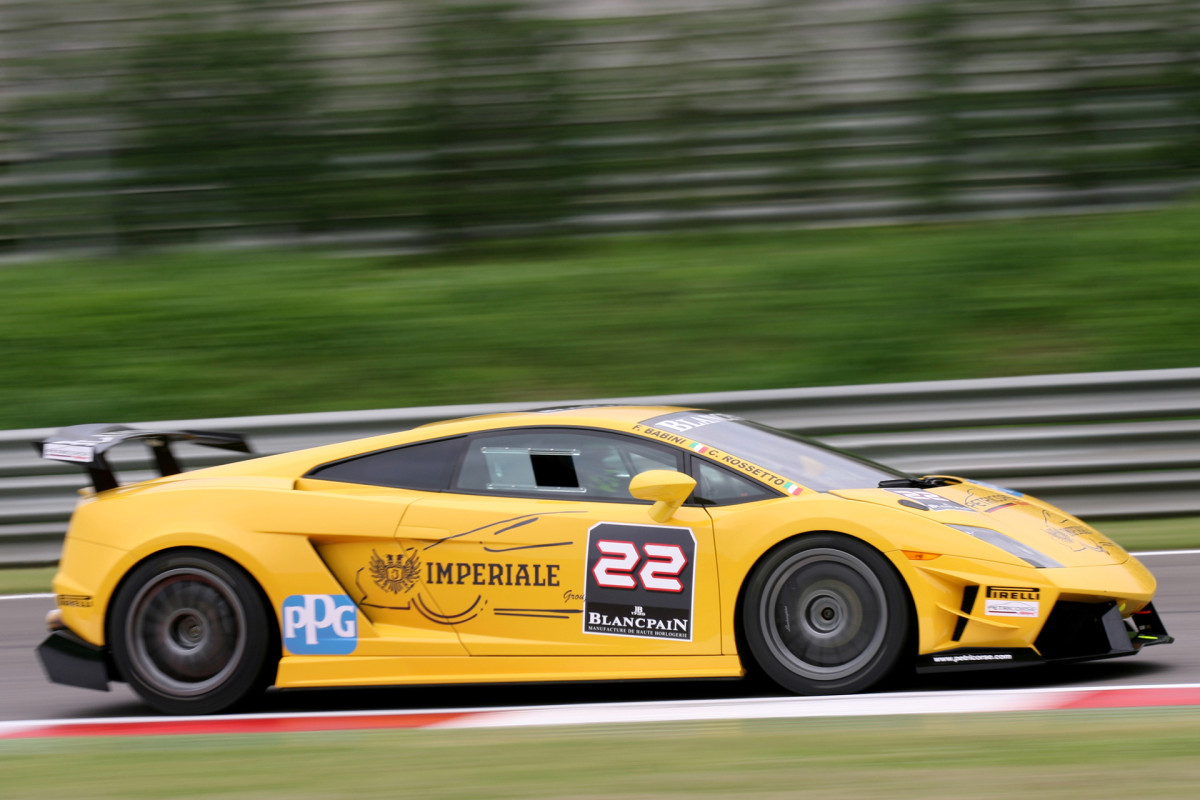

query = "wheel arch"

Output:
[[732, 529, 919, 681], [104, 545, 282, 687]]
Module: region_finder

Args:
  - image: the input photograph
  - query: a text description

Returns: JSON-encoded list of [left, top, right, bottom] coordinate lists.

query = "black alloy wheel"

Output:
[[108, 549, 274, 715], [742, 534, 909, 695]]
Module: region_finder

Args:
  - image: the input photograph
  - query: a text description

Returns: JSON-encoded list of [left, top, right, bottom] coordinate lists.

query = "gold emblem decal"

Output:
[[370, 549, 421, 594]]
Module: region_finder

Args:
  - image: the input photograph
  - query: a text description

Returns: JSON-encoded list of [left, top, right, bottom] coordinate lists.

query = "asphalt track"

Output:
[[2, 550, 1196, 724]]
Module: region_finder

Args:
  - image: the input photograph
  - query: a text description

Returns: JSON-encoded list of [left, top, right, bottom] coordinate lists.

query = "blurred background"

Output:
[[0, 0, 1198, 427], [4, 0, 1198, 250]]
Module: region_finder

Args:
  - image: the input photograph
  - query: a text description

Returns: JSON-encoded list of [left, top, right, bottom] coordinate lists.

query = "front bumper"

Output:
[[36, 630, 114, 692], [916, 600, 1173, 672]]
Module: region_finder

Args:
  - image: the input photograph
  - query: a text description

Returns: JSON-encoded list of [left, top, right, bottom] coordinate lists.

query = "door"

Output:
[[394, 428, 722, 656]]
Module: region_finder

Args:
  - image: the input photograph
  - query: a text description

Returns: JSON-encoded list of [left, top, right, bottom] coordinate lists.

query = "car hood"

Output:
[[828, 479, 1129, 567]]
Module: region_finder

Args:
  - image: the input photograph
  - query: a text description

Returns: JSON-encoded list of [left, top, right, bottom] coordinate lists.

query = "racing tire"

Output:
[[741, 534, 909, 695], [108, 549, 274, 715]]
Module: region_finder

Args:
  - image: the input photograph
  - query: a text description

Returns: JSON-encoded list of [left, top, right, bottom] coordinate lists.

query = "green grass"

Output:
[[2, 204, 1200, 429], [0, 566, 55, 595], [3, 709, 1200, 798], [1095, 517, 1200, 553]]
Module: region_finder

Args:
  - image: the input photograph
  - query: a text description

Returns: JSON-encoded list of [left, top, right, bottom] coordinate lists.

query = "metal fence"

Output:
[[2, 367, 1198, 566]]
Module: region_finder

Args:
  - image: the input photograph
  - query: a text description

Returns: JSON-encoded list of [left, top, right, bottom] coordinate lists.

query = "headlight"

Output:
[[946, 524, 1063, 569]]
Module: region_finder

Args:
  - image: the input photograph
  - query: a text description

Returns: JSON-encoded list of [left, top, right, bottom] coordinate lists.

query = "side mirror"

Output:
[[629, 470, 696, 523]]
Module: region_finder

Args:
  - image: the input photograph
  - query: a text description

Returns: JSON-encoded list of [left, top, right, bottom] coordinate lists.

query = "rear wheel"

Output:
[[742, 534, 908, 695], [109, 550, 273, 714]]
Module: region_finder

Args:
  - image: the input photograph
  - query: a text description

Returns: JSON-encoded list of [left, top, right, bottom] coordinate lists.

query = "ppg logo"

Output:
[[282, 594, 358, 655]]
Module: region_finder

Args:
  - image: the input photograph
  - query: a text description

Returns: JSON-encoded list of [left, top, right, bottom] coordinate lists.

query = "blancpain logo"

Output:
[[587, 612, 688, 633], [584, 522, 697, 642]]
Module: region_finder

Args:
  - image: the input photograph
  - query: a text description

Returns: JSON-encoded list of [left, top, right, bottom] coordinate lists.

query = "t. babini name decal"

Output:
[[583, 522, 696, 641]]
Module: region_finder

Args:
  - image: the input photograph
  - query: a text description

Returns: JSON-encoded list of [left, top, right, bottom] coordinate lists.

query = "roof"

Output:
[[174, 405, 702, 482]]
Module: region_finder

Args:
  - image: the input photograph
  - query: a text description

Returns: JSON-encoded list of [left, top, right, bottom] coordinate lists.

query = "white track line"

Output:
[[3, 684, 1200, 738]]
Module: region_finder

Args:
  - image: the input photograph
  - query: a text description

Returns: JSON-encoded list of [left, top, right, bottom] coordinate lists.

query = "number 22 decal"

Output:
[[592, 540, 688, 592]]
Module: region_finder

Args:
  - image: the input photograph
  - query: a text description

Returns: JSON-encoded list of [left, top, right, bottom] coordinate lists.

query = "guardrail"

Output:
[[3, 367, 1199, 566]]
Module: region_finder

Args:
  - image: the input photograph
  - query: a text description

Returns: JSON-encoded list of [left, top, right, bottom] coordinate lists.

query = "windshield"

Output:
[[640, 411, 908, 493]]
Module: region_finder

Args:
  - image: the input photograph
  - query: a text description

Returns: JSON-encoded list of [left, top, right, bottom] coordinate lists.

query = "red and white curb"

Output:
[[3, 684, 1200, 740]]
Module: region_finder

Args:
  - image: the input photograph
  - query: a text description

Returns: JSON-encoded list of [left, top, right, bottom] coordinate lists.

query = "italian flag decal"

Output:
[[688, 442, 711, 455], [782, 481, 803, 495]]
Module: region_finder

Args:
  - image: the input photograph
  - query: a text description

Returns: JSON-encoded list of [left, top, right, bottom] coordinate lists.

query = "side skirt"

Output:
[[276, 655, 744, 689]]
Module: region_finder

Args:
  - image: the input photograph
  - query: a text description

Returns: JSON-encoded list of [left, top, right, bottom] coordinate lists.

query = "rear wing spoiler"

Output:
[[34, 424, 252, 493]]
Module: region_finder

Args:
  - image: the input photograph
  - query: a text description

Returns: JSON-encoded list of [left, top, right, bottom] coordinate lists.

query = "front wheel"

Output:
[[741, 534, 909, 695], [108, 549, 274, 714]]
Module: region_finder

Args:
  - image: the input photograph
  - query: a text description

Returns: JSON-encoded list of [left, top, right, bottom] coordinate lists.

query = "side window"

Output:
[[473, 446, 584, 494], [306, 436, 466, 491], [456, 430, 681, 500], [694, 460, 778, 505]]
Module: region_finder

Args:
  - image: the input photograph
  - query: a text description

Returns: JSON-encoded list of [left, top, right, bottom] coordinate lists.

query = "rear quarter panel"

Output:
[[53, 478, 377, 646]]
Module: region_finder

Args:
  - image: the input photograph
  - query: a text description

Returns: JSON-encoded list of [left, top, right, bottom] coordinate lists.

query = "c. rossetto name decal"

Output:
[[583, 522, 697, 641]]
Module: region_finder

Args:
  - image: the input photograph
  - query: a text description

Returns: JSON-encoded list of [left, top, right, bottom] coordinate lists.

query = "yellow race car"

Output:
[[36, 406, 1171, 714]]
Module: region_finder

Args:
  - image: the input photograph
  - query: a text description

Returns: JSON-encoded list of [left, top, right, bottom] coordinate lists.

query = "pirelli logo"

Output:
[[986, 586, 1040, 601], [985, 586, 1042, 618]]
